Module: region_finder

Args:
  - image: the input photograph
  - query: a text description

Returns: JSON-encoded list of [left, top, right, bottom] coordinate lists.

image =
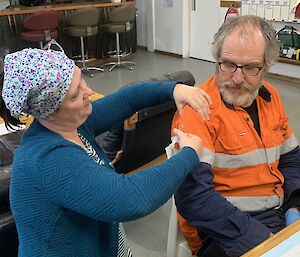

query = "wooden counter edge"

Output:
[[220, 1, 241, 8], [241, 219, 300, 257], [0, 1, 135, 16]]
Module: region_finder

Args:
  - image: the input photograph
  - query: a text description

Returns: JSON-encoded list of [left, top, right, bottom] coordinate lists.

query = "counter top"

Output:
[[0, 0, 135, 16]]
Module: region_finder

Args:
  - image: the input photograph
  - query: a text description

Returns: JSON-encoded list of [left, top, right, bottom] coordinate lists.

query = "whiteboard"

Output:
[[241, 0, 300, 22]]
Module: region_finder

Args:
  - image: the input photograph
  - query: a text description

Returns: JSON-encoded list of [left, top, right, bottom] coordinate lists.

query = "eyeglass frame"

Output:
[[218, 61, 264, 76]]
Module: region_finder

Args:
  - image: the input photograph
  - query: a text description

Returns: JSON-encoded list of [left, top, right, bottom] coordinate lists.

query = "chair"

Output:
[[20, 10, 60, 49], [97, 70, 195, 174], [296, 3, 300, 18], [101, 5, 136, 71], [114, 100, 177, 173], [167, 197, 193, 257], [64, 8, 104, 77], [0, 130, 24, 257]]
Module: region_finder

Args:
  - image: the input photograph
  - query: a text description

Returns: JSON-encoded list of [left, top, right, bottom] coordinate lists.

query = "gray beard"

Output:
[[215, 72, 261, 107], [219, 87, 259, 107]]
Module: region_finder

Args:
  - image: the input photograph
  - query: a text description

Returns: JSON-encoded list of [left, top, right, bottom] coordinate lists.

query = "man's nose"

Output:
[[232, 67, 245, 84]]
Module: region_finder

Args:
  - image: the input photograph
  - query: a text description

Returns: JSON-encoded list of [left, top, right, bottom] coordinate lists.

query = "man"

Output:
[[172, 15, 300, 257]]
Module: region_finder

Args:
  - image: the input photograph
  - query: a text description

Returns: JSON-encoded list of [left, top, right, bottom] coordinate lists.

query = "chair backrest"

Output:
[[97, 70, 195, 174], [114, 100, 177, 173], [66, 8, 100, 27], [108, 4, 136, 23], [296, 4, 300, 18], [23, 10, 60, 31]]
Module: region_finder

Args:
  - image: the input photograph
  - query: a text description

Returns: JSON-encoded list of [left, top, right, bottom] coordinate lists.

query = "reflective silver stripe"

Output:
[[199, 147, 214, 165], [213, 134, 299, 169], [280, 134, 299, 155], [214, 149, 270, 169], [225, 195, 283, 212]]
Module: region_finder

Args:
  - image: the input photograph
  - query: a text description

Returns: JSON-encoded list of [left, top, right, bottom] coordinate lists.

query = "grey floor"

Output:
[[86, 49, 300, 257]]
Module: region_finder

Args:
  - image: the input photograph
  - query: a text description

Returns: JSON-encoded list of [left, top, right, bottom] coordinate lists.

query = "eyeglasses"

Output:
[[218, 62, 264, 76]]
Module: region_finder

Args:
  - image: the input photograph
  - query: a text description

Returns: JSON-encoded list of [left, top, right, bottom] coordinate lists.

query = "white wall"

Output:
[[135, 0, 147, 47], [137, 0, 189, 55], [136, 1, 300, 78], [154, 0, 185, 55]]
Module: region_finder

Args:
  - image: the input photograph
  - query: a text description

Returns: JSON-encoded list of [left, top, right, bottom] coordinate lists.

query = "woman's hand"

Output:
[[173, 83, 212, 120], [173, 128, 202, 156]]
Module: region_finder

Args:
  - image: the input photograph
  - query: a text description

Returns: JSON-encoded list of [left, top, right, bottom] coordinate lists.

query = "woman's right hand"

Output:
[[173, 128, 202, 156]]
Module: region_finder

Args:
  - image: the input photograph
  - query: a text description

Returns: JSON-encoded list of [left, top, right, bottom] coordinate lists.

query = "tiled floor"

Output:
[[85, 48, 300, 257]]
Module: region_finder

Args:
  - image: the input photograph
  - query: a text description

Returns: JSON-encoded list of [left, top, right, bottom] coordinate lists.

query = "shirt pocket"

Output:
[[271, 116, 289, 142], [216, 132, 253, 154]]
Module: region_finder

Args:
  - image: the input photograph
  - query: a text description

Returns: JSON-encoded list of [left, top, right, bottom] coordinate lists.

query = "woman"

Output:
[[0, 47, 210, 257]]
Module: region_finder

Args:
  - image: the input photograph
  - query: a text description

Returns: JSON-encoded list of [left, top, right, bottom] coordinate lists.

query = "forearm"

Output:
[[175, 163, 270, 256], [88, 81, 176, 134], [279, 146, 300, 203], [39, 145, 199, 223]]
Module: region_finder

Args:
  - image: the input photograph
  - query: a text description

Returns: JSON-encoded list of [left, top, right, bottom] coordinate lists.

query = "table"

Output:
[[241, 220, 300, 257]]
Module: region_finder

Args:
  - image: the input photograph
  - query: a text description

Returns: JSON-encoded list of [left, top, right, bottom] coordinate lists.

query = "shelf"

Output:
[[220, 1, 241, 8], [279, 57, 300, 66], [271, 19, 300, 24]]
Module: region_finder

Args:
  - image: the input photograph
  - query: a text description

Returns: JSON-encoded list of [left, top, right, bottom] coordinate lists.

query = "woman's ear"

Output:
[[47, 114, 56, 121], [47, 108, 59, 121]]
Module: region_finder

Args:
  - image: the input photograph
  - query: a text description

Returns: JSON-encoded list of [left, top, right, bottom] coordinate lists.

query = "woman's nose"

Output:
[[86, 86, 93, 96], [83, 81, 93, 96]]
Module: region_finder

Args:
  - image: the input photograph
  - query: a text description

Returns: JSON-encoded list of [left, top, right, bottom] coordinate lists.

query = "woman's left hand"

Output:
[[173, 83, 212, 120]]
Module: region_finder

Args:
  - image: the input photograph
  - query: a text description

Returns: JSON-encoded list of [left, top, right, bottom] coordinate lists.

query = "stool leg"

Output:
[[80, 36, 87, 70], [101, 31, 136, 72], [7, 16, 13, 33], [107, 32, 122, 72], [39, 41, 43, 49], [116, 32, 121, 65], [80, 36, 104, 77], [12, 15, 17, 33]]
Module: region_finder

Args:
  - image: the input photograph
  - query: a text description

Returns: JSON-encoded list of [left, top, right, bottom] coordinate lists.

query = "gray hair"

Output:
[[211, 15, 281, 71]]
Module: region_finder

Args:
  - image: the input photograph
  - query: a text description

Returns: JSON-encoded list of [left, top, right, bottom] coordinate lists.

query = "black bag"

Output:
[[276, 25, 300, 58]]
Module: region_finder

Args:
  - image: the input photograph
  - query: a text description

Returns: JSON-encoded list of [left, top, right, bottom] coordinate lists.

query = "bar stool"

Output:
[[64, 8, 104, 77], [5, 4, 26, 34], [101, 5, 136, 71], [20, 10, 60, 49]]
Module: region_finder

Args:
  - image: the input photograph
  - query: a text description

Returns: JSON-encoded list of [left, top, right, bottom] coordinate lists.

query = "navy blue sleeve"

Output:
[[86, 81, 176, 136], [278, 146, 300, 209], [175, 163, 270, 257]]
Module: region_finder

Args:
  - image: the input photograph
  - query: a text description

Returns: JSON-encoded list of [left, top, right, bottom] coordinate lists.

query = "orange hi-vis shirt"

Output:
[[172, 76, 299, 255]]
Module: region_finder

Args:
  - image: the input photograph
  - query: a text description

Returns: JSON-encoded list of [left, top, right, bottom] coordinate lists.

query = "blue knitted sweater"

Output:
[[10, 81, 200, 257]]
